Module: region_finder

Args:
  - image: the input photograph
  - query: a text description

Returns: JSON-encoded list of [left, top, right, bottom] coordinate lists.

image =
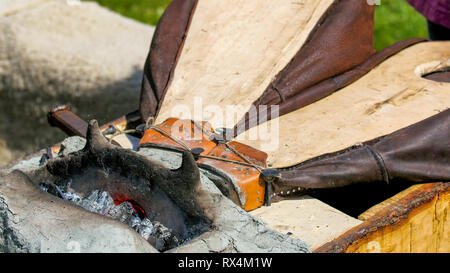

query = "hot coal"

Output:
[[40, 183, 180, 251]]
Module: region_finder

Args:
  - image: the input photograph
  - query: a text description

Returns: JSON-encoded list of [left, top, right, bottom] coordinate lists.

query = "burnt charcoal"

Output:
[[39, 154, 51, 166], [39, 182, 66, 200], [153, 221, 180, 251]]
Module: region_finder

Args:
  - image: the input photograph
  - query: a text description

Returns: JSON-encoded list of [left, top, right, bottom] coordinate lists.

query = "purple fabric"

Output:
[[408, 0, 450, 28]]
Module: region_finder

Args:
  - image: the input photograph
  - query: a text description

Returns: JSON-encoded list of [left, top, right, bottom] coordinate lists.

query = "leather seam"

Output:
[[365, 145, 390, 185]]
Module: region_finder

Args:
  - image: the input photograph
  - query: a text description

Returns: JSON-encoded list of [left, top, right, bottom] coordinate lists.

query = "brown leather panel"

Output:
[[276, 38, 428, 117], [139, 0, 198, 122], [234, 38, 427, 135], [258, 0, 375, 104], [236, 0, 375, 130], [272, 109, 450, 196], [370, 110, 450, 182]]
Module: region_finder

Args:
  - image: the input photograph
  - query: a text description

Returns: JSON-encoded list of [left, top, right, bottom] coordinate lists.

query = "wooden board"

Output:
[[315, 183, 450, 253], [240, 42, 450, 167], [250, 196, 362, 250], [155, 0, 335, 128]]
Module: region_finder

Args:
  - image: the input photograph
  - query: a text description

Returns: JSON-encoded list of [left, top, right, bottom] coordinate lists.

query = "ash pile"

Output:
[[40, 184, 179, 252]]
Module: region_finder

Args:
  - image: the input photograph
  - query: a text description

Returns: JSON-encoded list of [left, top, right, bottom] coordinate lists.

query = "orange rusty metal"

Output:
[[139, 118, 268, 211], [48, 105, 89, 138]]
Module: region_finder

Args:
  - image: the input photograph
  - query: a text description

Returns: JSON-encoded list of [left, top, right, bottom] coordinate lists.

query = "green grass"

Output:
[[374, 0, 428, 51], [87, 0, 172, 26], [89, 0, 429, 51]]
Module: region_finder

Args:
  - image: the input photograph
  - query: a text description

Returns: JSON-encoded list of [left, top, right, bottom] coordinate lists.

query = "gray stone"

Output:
[[0, 0, 154, 166], [59, 136, 86, 156]]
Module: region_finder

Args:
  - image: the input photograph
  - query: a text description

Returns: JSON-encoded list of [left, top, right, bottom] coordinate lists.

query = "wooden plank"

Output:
[[314, 183, 450, 253], [250, 196, 363, 250], [242, 42, 450, 167], [156, 0, 335, 128]]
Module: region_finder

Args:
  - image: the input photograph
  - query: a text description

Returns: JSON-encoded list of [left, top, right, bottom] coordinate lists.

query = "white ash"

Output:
[[40, 185, 179, 249], [64, 189, 155, 240]]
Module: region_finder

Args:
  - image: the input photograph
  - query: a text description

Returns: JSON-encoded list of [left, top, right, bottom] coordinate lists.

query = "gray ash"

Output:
[[40, 183, 180, 251]]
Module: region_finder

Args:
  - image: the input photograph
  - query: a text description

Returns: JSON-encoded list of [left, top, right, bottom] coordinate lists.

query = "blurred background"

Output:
[[0, 0, 431, 167], [90, 0, 428, 51]]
